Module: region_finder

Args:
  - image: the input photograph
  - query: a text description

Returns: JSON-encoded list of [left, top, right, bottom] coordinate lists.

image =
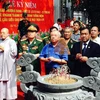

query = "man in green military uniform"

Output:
[[40, 31, 50, 45], [18, 23, 44, 73], [63, 27, 76, 74]]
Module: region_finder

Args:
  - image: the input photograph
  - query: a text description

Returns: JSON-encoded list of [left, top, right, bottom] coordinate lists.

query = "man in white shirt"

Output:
[[90, 26, 100, 45], [70, 17, 76, 28], [53, 18, 62, 31]]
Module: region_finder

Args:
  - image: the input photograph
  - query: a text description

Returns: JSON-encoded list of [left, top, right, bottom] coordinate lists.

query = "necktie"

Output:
[[82, 43, 87, 55]]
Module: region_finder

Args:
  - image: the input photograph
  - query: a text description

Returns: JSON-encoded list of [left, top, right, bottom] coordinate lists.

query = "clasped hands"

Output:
[[76, 53, 88, 62], [45, 57, 57, 62]]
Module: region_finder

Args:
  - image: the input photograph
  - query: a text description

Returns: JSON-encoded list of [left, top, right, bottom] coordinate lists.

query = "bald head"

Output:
[[0, 28, 9, 40]]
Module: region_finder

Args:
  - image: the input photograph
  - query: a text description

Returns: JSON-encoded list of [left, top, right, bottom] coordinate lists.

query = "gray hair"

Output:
[[50, 30, 61, 37], [64, 27, 73, 33]]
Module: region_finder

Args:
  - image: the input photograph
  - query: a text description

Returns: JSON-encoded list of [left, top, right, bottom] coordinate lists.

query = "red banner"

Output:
[[0, 0, 54, 34]]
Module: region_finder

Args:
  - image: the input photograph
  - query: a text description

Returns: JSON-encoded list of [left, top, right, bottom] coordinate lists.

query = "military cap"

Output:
[[27, 23, 39, 32]]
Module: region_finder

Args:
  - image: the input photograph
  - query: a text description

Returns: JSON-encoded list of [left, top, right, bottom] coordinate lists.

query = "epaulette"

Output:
[[36, 38, 42, 42], [42, 36, 48, 40], [20, 38, 27, 41]]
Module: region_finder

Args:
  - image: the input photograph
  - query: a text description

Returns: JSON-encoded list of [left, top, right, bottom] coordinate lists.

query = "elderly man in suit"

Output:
[[70, 27, 100, 77]]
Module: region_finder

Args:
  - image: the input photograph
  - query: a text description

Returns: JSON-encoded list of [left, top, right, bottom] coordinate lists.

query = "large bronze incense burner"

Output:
[[37, 65, 83, 92], [17, 53, 95, 100], [37, 74, 83, 93]]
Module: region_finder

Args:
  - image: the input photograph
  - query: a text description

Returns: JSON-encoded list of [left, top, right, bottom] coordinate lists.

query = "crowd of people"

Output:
[[1, 12, 100, 99]]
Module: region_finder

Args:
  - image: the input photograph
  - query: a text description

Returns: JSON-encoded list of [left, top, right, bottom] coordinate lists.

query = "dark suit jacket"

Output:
[[70, 40, 100, 77]]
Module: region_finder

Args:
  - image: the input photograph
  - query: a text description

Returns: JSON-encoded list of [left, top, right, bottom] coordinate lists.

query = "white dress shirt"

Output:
[[91, 37, 100, 45], [82, 40, 90, 49], [53, 23, 62, 31]]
